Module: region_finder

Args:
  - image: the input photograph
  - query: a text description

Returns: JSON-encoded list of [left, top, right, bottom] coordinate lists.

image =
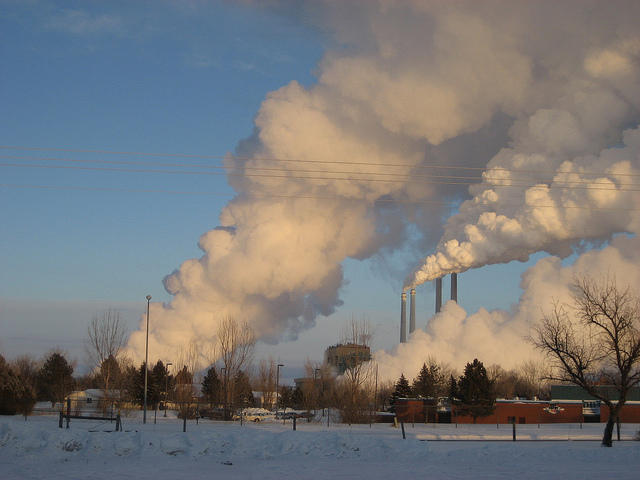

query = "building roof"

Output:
[[551, 385, 640, 401]]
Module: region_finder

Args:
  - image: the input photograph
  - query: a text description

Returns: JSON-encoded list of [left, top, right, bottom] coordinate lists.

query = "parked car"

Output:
[[233, 408, 275, 422]]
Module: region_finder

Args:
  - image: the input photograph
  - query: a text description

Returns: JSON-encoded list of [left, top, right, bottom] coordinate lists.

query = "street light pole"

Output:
[[143, 294, 151, 424], [275, 364, 284, 417], [164, 362, 172, 417], [221, 367, 227, 420], [314, 368, 320, 416]]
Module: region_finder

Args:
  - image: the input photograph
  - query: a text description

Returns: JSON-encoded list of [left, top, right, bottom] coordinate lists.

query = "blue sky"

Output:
[[0, 1, 541, 378]]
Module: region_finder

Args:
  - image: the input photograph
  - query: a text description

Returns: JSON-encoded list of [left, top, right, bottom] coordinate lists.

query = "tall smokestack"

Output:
[[451, 273, 458, 303], [435, 277, 442, 313], [400, 292, 407, 343], [409, 288, 416, 334]]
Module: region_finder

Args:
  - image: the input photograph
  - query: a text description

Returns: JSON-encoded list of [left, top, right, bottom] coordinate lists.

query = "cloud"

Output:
[[45, 9, 124, 36], [123, 1, 640, 368], [376, 234, 640, 382]]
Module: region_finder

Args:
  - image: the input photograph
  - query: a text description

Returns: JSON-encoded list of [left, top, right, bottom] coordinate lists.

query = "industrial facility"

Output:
[[400, 273, 458, 343]]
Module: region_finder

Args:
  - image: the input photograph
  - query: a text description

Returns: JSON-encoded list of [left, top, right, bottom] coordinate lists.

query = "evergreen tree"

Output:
[[448, 375, 457, 402], [278, 385, 294, 411], [291, 385, 304, 409], [0, 355, 36, 416], [151, 360, 170, 408], [121, 364, 139, 404], [455, 359, 495, 423], [412, 362, 444, 398], [37, 352, 74, 406], [232, 370, 254, 408], [175, 365, 193, 386], [97, 355, 121, 394], [201, 366, 221, 406], [390, 373, 412, 410], [127, 362, 161, 407]]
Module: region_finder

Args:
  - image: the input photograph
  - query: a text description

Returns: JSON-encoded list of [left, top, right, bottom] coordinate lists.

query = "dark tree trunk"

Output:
[[602, 402, 625, 447], [602, 416, 615, 447]]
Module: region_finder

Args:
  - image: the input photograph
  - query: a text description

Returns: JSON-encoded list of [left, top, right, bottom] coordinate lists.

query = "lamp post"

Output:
[[314, 368, 320, 416], [164, 362, 172, 417], [221, 367, 227, 420], [143, 294, 151, 424], [275, 364, 284, 417]]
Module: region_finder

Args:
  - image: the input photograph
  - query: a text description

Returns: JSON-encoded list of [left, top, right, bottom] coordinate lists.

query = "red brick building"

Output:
[[393, 397, 640, 424]]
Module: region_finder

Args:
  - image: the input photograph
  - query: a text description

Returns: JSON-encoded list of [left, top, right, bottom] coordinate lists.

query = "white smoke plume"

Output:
[[377, 234, 640, 382], [406, 126, 640, 287], [126, 1, 640, 366]]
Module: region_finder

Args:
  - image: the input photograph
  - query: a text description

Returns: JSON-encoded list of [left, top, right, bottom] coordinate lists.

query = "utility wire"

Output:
[[3, 154, 639, 187], [2, 144, 639, 179], [2, 182, 640, 212], [2, 161, 640, 192]]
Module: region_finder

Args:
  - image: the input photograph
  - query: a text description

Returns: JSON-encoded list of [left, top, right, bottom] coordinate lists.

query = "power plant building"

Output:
[[400, 274, 459, 343], [324, 343, 371, 374]]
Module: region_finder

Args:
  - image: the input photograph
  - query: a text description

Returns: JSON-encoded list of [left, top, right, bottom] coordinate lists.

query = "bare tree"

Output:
[[11, 354, 40, 394], [337, 315, 375, 423], [340, 314, 373, 346], [532, 275, 640, 447], [217, 316, 255, 417], [256, 357, 277, 410], [518, 359, 551, 400], [174, 340, 202, 418], [86, 309, 127, 394]]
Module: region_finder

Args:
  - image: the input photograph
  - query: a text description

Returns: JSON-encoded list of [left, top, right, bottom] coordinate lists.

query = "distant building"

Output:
[[324, 343, 371, 374], [550, 384, 640, 402]]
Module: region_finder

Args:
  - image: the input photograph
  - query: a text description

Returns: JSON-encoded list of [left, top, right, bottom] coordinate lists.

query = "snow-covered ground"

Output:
[[1, 413, 639, 479]]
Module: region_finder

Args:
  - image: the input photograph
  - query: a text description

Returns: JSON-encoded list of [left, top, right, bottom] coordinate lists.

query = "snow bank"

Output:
[[2, 415, 640, 480]]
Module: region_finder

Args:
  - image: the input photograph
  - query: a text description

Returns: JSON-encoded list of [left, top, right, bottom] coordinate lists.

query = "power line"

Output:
[[2, 161, 640, 193], [2, 144, 639, 179], [3, 154, 639, 188], [2, 182, 639, 212]]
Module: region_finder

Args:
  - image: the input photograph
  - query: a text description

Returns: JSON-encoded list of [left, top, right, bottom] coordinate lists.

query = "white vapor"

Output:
[[126, 1, 640, 368], [377, 235, 640, 382]]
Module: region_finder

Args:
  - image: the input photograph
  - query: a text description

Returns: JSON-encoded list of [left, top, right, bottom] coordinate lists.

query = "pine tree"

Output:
[[97, 355, 121, 393], [448, 374, 457, 401], [37, 352, 74, 406], [232, 370, 254, 408], [126, 362, 161, 407], [412, 362, 444, 398], [0, 355, 36, 416], [201, 366, 221, 406], [455, 358, 495, 422], [291, 385, 304, 409], [151, 360, 169, 408], [279, 385, 294, 411], [390, 373, 412, 410]]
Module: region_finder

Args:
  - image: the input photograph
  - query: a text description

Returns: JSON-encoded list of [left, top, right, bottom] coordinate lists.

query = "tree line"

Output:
[[2, 274, 639, 448]]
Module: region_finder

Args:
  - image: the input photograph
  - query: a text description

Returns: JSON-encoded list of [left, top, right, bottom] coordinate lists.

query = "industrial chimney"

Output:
[[409, 288, 416, 334], [435, 277, 442, 313], [400, 291, 407, 343], [451, 273, 458, 302]]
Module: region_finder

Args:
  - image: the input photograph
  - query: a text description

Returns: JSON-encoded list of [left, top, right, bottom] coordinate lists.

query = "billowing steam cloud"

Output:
[[405, 126, 640, 287], [378, 234, 640, 381], [127, 1, 640, 366]]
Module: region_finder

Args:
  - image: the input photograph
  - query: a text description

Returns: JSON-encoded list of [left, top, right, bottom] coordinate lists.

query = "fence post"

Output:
[[512, 422, 516, 441], [293, 416, 297, 431], [59, 411, 63, 429], [401, 421, 406, 439], [183, 414, 187, 433], [116, 414, 121, 432], [66, 398, 71, 429]]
